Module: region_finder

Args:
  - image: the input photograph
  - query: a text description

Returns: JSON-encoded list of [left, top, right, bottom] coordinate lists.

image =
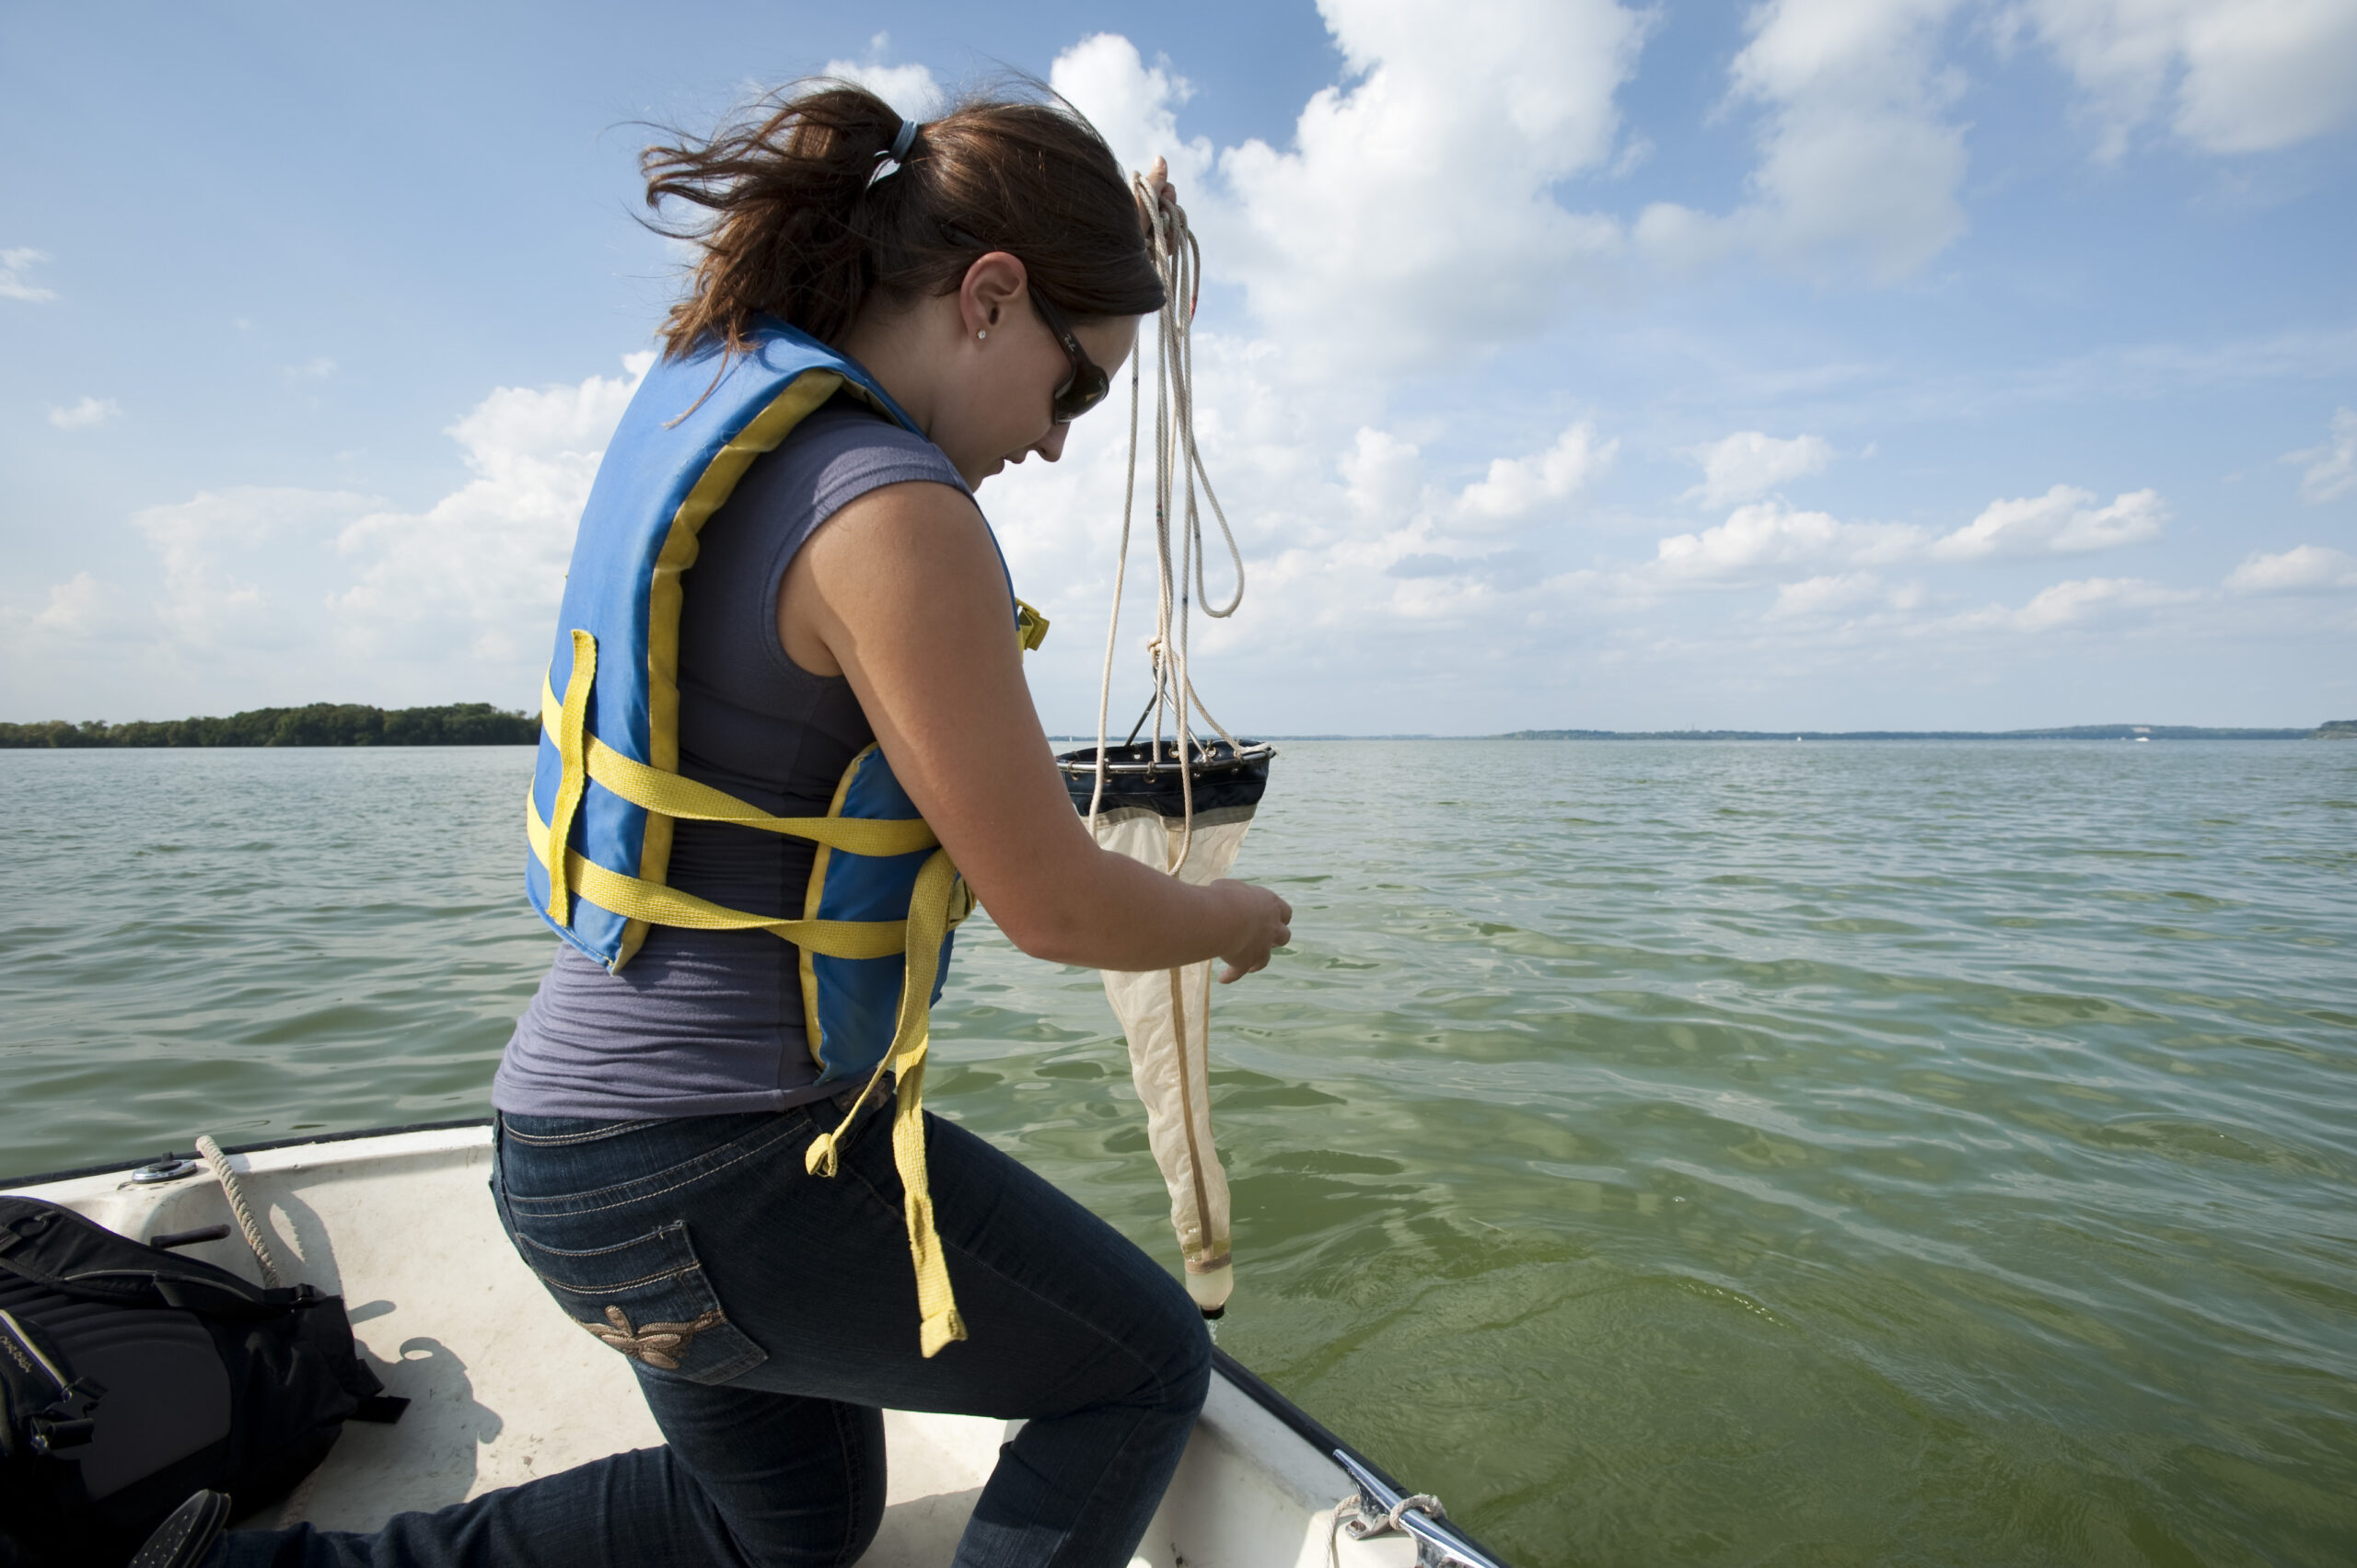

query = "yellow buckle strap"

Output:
[[540, 682, 937, 858], [525, 795, 940, 958], [542, 631, 598, 926], [1015, 598, 1050, 653], [803, 847, 969, 1357]]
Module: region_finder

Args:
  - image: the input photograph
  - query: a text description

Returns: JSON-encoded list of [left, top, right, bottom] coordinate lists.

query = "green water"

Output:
[[5, 741, 2353, 1565]]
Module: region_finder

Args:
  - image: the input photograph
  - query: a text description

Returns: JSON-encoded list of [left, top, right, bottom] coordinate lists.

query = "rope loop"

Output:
[[1328, 1487, 1448, 1567], [1088, 168, 1248, 851]]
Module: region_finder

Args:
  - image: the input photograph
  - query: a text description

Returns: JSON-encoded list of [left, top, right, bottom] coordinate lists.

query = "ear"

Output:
[[958, 252, 1030, 337]]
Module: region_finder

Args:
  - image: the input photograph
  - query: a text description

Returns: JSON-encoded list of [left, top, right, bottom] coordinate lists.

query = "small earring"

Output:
[[976, 329, 988, 341]]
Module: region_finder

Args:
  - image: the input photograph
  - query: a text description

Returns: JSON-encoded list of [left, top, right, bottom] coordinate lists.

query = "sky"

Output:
[[4, 0, 2353, 734]]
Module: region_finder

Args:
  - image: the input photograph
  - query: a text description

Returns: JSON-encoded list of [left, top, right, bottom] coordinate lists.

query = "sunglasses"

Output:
[[1024, 285, 1112, 424], [941, 226, 1113, 424]]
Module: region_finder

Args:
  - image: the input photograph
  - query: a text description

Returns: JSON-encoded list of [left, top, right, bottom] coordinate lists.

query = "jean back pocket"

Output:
[[514, 1220, 767, 1385]]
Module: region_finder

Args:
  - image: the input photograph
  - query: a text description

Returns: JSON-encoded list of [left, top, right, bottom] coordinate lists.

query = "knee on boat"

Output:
[[1144, 1284, 1214, 1419]]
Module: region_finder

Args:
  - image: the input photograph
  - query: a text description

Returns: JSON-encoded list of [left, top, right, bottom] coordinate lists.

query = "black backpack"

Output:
[[0, 1196, 405, 1567]]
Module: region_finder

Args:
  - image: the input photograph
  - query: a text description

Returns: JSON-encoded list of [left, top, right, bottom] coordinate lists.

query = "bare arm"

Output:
[[779, 480, 1291, 980]]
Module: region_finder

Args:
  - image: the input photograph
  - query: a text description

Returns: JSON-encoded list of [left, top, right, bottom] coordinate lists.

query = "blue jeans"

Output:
[[215, 1093, 1212, 1568]]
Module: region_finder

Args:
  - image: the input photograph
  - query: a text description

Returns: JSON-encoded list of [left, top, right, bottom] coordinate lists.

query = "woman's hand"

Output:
[[1141, 156, 1184, 240], [1213, 879, 1293, 984]]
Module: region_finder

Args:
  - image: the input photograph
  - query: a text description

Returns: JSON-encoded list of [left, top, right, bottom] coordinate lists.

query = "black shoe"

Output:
[[129, 1491, 229, 1568]]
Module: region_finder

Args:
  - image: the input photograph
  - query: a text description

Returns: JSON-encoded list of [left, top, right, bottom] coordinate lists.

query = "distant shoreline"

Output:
[[1067, 722, 2356, 743], [8, 709, 2351, 749], [0, 703, 535, 749], [1494, 723, 2352, 742]]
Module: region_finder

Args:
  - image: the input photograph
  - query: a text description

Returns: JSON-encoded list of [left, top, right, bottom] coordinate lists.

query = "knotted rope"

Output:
[[1329, 1486, 1448, 1568]]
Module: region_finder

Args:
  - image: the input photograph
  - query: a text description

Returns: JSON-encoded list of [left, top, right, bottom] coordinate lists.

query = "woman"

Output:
[[171, 81, 1292, 1568]]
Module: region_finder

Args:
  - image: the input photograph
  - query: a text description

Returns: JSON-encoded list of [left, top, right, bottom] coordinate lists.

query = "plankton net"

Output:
[[1056, 173, 1274, 1318]]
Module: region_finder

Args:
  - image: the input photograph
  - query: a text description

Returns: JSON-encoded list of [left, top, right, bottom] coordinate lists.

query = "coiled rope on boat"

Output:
[[194, 1132, 283, 1288], [192, 1134, 341, 1527]]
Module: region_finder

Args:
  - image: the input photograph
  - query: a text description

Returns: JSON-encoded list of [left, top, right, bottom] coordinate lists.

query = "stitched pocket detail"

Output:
[[499, 1117, 662, 1147], [515, 1221, 766, 1384], [496, 1112, 810, 1217]]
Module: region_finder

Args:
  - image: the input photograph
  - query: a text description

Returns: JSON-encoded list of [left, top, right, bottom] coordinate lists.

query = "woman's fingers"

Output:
[[1213, 881, 1289, 983], [1142, 155, 1183, 227]]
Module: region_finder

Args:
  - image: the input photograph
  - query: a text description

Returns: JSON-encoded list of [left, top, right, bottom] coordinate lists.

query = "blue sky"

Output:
[[4, 0, 2352, 733]]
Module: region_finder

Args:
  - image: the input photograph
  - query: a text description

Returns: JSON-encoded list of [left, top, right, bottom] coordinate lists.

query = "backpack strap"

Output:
[[0, 1200, 280, 1318], [0, 1305, 101, 1455]]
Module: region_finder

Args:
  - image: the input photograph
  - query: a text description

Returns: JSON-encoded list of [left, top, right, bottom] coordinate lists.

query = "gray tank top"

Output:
[[493, 398, 971, 1119]]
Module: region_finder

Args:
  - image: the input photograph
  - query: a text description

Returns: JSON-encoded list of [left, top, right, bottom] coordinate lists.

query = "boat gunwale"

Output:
[[4, 1119, 1518, 1568], [0, 1116, 493, 1189]]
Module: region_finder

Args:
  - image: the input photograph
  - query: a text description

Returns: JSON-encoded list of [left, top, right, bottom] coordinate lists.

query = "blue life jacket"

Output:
[[524, 321, 1046, 1356]]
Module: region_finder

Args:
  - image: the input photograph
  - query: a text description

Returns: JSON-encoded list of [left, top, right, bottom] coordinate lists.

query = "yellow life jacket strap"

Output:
[[803, 846, 970, 1357], [540, 680, 938, 859], [526, 793, 940, 959], [542, 631, 598, 927]]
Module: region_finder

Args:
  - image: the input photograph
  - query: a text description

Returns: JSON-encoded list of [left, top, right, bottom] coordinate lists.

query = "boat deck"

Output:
[[12, 1125, 1431, 1568]]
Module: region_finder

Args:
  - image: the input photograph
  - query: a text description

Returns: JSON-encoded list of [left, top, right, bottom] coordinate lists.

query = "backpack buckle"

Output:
[[29, 1415, 97, 1454]]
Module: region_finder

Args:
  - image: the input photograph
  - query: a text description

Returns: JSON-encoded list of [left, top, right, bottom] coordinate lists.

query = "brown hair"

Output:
[[642, 81, 1165, 359]]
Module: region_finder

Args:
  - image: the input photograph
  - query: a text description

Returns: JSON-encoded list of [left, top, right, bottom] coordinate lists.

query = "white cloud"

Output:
[[1770, 571, 1922, 618], [1633, 480, 2167, 607], [329, 354, 652, 668], [1455, 424, 1615, 526], [821, 34, 945, 119], [1637, 0, 1968, 281], [1, 247, 56, 302], [1653, 500, 1925, 583], [1173, 0, 1648, 372], [1931, 484, 2165, 559], [968, 314, 1643, 732], [1341, 426, 1424, 522], [284, 357, 337, 381], [2284, 408, 2356, 505], [1682, 430, 1835, 506], [2013, 0, 2357, 158], [28, 573, 123, 639], [2224, 543, 2357, 594], [1980, 575, 2200, 631], [1051, 33, 1216, 194], [132, 486, 382, 649], [8, 357, 650, 703], [48, 396, 122, 430]]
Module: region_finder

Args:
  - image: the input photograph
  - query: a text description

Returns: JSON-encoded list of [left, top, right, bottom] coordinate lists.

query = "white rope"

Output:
[[1328, 1489, 1448, 1568], [1086, 321, 1144, 833], [193, 1133, 283, 1288], [1090, 173, 1248, 867]]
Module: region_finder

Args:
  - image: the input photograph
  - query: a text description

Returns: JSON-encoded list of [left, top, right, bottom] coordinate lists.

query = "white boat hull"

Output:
[[7, 1125, 1504, 1568]]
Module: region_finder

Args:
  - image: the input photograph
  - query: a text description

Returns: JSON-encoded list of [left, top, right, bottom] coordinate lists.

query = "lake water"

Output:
[[4, 740, 2353, 1566]]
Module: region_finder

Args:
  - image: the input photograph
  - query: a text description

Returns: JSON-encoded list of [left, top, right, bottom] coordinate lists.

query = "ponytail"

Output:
[[642, 81, 1165, 359]]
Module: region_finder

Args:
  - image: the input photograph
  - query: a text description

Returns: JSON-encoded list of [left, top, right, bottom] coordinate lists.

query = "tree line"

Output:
[[0, 703, 538, 749]]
